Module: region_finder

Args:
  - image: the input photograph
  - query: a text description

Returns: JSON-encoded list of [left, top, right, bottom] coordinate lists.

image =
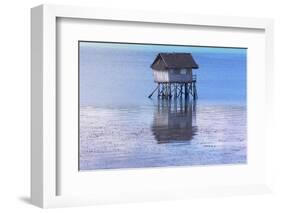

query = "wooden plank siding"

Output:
[[153, 69, 192, 83]]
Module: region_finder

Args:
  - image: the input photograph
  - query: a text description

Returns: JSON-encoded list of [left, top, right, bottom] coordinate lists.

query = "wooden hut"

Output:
[[148, 53, 199, 100]]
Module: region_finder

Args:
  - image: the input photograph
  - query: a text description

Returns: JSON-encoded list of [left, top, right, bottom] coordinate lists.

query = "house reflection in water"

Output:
[[151, 99, 198, 144]]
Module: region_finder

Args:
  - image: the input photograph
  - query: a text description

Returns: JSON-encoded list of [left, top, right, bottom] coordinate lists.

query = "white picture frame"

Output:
[[31, 4, 274, 208]]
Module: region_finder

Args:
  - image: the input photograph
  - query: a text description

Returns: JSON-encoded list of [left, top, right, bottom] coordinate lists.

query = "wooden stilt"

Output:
[[164, 84, 166, 99], [192, 82, 197, 100], [157, 83, 160, 98], [179, 96, 183, 112], [148, 84, 159, 98], [180, 84, 183, 98], [174, 84, 177, 98], [194, 83, 198, 99], [168, 83, 171, 99], [184, 83, 188, 99]]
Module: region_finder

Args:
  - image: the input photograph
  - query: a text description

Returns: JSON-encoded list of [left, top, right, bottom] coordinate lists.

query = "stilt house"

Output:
[[149, 53, 199, 99]]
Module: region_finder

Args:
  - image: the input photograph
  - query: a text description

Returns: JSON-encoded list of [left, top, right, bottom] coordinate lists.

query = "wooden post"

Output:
[[148, 84, 160, 98], [189, 83, 192, 99], [165, 83, 168, 98], [174, 84, 177, 98], [180, 84, 183, 98], [169, 83, 172, 99], [164, 83, 168, 98], [184, 83, 188, 99], [192, 82, 196, 100], [162, 83, 164, 98], [179, 95, 183, 112], [157, 83, 160, 98]]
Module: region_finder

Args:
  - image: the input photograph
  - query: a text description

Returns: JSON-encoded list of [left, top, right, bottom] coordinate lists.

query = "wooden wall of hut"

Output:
[[153, 68, 192, 83]]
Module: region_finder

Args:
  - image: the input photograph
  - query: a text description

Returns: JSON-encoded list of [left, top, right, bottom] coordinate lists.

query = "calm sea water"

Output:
[[79, 42, 247, 170]]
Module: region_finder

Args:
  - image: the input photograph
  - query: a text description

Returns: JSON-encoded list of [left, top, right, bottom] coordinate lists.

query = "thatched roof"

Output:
[[151, 53, 199, 71]]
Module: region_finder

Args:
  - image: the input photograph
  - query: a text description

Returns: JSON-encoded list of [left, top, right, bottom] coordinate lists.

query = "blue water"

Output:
[[79, 42, 247, 170]]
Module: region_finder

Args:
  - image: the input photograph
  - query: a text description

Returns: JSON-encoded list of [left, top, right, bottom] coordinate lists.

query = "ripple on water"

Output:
[[79, 103, 247, 170]]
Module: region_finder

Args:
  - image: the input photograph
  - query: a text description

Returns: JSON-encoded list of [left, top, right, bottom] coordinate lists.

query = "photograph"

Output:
[[79, 41, 247, 171]]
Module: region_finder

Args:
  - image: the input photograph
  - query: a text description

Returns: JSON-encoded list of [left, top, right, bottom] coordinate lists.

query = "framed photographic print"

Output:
[[31, 4, 274, 208]]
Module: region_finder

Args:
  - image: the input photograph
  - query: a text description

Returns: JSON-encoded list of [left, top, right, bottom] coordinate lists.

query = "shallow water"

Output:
[[80, 100, 246, 170], [79, 42, 247, 170]]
